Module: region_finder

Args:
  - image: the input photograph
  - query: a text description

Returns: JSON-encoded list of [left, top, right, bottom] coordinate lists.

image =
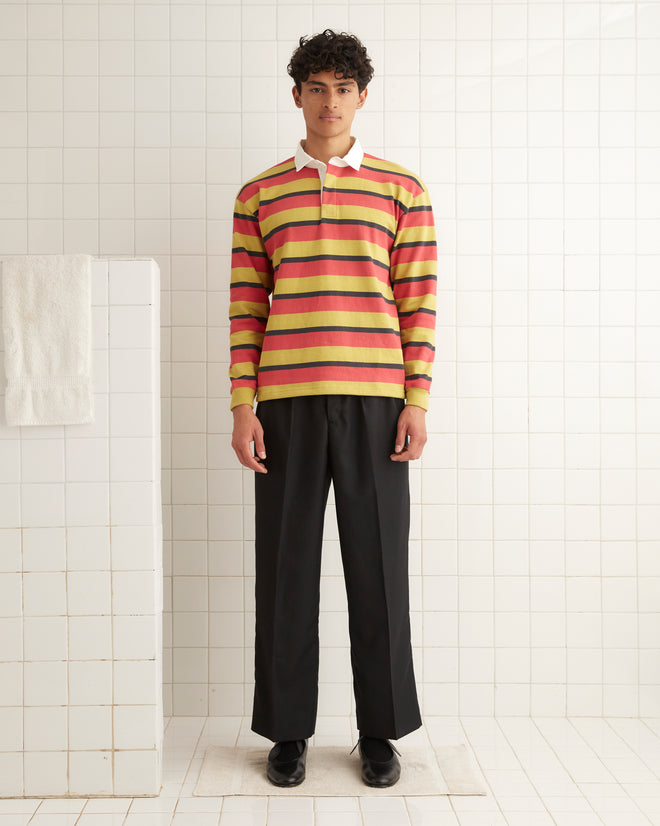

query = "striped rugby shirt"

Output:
[[229, 140, 437, 410]]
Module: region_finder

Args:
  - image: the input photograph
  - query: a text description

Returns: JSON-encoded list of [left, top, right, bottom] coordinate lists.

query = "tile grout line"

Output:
[[455, 718, 510, 825], [531, 717, 607, 824], [601, 718, 659, 822], [494, 717, 560, 825]]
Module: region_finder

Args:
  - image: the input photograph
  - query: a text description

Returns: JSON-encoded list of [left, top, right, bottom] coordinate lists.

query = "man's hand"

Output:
[[390, 403, 427, 462], [231, 404, 267, 473]]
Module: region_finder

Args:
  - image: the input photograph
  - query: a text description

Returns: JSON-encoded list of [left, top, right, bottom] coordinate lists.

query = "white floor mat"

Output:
[[193, 744, 487, 797]]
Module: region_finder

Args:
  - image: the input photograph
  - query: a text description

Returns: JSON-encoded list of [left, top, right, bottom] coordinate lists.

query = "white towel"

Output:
[[1, 253, 94, 426]]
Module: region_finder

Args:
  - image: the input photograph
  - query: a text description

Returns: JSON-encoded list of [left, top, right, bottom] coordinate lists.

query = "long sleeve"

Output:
[[390, 184, 437, 410], [229, 191, 273, 409]]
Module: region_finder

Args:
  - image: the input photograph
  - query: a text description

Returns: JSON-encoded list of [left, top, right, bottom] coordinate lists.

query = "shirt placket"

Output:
[[321, 168, 337, 220]]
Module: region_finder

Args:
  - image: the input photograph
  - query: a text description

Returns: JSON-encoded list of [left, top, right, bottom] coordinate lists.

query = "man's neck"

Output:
[[302, 135, 354, 165]]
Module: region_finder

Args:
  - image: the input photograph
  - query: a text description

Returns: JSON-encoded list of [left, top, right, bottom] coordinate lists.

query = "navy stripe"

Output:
[[392, 240, 437, 251], [236, 161, 297, 197], [259, 360, 405, 373], [233, 211, 259, 223], [263, 217, 396, 244], [231, 280, 269, 289], [404, 341, 436, 351], [360, 162, 423, 189], [230, 343, 262, 351], [259, 188, 320, 207], [273, 290, 396, 305], [406, 373, 432, 381], [321, 218, 396, 240], [229, 313, 269, 321], [263, 219, 320, 244], [275, 254, 389, 272], [264, 325, 400, 337], [232, 246, 269, 259], [398, 307, 435, 318], [395, 274, 437, 284], [328, 187, 408, 213]]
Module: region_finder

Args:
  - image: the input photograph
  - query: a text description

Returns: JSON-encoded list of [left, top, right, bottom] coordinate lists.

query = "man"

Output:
[[229, 29, 437, 788]]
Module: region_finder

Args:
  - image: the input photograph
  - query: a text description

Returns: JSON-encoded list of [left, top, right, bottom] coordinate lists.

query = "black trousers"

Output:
[[252, 394, 422, 742]]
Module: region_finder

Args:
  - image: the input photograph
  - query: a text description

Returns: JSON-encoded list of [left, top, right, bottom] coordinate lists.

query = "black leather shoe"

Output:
[[356, 737, 401, 787], [266, 739, 307, 787]]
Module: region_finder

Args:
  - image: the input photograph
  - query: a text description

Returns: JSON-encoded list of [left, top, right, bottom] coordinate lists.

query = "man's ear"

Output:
[[292, 86, 302, 108], [357, 87, 368, 109]]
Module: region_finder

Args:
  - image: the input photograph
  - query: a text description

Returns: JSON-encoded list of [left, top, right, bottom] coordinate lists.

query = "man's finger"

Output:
[[405, 435, 424, 460], [394, 422, 408, 454], [390, 432, 425, 462], [254, 430, 266, 460], [234, 443, 267, 473], [245, 453, 268, 473]]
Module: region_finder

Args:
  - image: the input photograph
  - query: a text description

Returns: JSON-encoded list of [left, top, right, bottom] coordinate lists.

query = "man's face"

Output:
[[292, 70, 368, 142]]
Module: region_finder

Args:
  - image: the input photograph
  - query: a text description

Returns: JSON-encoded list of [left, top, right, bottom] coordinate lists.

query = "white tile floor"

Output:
[[1, 717, 660, 825]]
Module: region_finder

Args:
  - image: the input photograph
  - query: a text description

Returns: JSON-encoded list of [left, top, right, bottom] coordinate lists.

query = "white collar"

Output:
[[294, 137, 364, 173]]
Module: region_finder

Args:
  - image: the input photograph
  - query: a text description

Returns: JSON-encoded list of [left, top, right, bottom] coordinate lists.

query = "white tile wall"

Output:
[[0, 0, 659, 742], [0, 259, 162, 796]]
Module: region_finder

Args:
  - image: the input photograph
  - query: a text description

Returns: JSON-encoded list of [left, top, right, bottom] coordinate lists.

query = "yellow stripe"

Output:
[[391, 260, 436, 280], [393, 226, 436, 245], [362, 156, 424, 185], [229, 299, 269, 318], [334, 205, 398, 233], [404, 359, 433, 375], [395, 295, 437, 313], [233, 230, 267, 248], [231, 330, 265, 346], [400, 328, 435, 346], [264, 310, 400, 331], [259, 204, 322, 237], [270, 238, 391, 271], [271, 274, 392, 295], [259, 199, 402, 239], [230, 270, 272, 293], [229, 360, 259, 378], [257, 381, 406, 402], [259, 346, 404, 367]]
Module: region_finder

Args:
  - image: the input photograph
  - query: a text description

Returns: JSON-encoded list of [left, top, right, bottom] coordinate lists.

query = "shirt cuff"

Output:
[[230, 387, 256, 410], [405, 387, 429, 411]]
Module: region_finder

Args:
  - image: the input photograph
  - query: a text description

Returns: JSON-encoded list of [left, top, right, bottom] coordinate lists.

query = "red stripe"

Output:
[[391, 246, 436, 266], [269, 222, 393, 246], [257, 364, 404, 387], [273, 258, 387, 279], [231, 285, 269, 302], [270, 296, 398, 316], [232, 249, 271, 275], [392, 280, 436, 299], [334, 159, 423, 198], [231, 317, 267, 334], [233, 215, 259, 231], [403, 345, 435, 362], [241, 165, 304, 199], [399, 314, 435, 331], [406, 377, 431, 390], [328, 190, 403, 214], [262, 330, 400, 351], [263, 192, 321, 215]]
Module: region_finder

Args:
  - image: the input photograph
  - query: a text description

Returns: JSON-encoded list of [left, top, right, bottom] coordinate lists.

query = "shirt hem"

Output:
[[256, 383, 406, 403]]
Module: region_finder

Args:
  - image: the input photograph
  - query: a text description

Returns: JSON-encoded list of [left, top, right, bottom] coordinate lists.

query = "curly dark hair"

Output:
[[287, 30, 374, 93]]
